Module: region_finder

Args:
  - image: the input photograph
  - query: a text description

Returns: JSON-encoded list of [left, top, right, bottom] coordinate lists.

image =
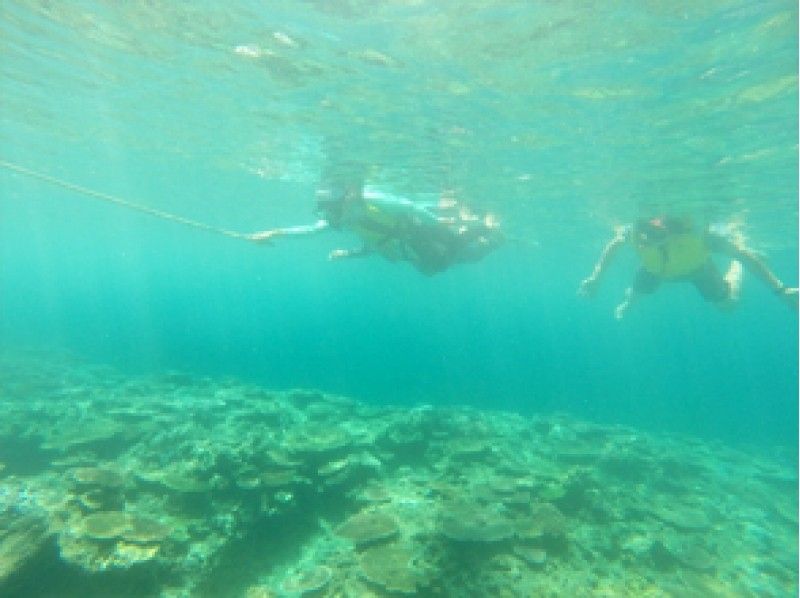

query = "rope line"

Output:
[[0, 159, 248, 240]]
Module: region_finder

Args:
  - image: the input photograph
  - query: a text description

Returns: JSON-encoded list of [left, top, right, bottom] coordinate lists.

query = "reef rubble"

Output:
[[0, 353, 796, 597]]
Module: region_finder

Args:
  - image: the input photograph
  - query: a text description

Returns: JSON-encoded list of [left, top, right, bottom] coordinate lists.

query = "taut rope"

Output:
[[0, 159, 248, 240]]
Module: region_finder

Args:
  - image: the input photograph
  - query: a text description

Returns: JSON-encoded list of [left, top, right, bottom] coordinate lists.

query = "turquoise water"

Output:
[[0, 1, 798, 596]]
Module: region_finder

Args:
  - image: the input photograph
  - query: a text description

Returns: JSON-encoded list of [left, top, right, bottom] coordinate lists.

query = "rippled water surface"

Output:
[[2, 1, 797, 233]]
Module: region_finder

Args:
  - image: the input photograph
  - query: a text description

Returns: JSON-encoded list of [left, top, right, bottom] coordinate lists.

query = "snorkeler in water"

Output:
[[247, 183, 504, 275], [394, 199, 505, 275], [578, 215, 798, 319]]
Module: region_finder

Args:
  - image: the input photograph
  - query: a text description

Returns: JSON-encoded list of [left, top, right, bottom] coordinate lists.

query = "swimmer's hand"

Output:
[[614, 302, 628, 320], [247, 230, 279, 244], [778, 286, 799, 310], [328, 249, 350, 261], [578, 276, 598, 297]]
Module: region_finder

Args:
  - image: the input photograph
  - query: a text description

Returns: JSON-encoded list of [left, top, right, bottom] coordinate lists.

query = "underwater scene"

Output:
[[0, 1, 798, 597]]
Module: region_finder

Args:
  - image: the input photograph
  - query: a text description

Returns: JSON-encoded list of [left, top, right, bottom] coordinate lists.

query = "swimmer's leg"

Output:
[[614, 287, 636, 320], [616, 269, 659, 319], [692, 260, 741, 310], [724, 259, 743, 303]]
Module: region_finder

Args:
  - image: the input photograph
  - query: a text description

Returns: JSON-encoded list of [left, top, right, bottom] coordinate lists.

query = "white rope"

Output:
[[0, 160, 248, 240]]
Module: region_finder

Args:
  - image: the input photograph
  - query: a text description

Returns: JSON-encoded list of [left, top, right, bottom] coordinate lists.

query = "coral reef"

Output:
[[280, 564, 332, 595], [0, 353, 796, 596], [359, 542, 426, 594], [336, 510, 399, 546]]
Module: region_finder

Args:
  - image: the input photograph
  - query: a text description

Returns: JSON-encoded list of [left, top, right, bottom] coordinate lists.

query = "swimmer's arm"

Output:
[[328, 246, 374, 261], [248, 219, 329, 243], [578, 226, 630, 296], [710, 233, 792, 295]]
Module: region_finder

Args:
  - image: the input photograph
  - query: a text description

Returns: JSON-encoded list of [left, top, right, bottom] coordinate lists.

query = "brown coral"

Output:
[[71, 467, 126, 488], [122, 516, 172, 544], [359, 543, 423, 595], [335, 511, 398, 545], [75, 511, 131, 540], [280, 565, 332, 595], [439, 503, 514, 543]]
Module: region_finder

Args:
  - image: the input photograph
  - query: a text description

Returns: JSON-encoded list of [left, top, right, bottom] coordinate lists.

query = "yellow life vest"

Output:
[[635, 232, 709, 278], [350, 202, 406, 248]]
